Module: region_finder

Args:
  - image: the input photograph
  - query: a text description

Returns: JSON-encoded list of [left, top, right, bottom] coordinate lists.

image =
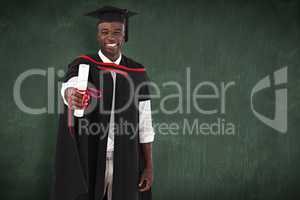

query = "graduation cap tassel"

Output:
[[125, 16, 129, 42]]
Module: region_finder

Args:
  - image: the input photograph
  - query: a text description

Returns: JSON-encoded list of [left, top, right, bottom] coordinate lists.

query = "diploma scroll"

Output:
[[74, 64, 90, 117]]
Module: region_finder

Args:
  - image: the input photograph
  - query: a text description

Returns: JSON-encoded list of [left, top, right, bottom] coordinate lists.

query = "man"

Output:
[[52, 6, 154, 200]]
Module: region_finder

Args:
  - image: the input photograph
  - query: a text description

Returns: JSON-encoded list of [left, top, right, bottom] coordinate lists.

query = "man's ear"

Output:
[[96, 29, 102, 43], [96, 33, 100, 42], [121, 25, 126, 44], [96, 23, 101, 42]]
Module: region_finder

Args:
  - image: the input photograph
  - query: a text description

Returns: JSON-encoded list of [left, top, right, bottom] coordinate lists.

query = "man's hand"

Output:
[[64, 87, 89, 109], [138, 167, 153, 192]]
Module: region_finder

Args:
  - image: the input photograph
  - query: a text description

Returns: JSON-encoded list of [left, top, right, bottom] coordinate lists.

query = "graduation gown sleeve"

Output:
[[51, 58, 89, 200]]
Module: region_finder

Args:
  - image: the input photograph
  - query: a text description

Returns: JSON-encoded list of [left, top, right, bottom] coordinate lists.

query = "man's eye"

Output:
[[113, 31, 122, 35]]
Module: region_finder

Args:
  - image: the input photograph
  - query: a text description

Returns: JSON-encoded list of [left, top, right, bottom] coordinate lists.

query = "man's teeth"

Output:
[[107, 43, 117, 47]]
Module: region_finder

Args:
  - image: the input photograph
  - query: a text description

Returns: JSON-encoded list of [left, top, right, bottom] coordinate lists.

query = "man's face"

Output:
[[97, 21, 125, 59]]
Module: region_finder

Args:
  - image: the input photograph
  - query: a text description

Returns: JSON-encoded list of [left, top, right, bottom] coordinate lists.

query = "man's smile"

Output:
[[106, 43, 118, 48]]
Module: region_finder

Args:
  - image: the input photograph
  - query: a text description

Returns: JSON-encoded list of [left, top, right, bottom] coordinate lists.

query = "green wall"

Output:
[[0, 0, 299, 199]]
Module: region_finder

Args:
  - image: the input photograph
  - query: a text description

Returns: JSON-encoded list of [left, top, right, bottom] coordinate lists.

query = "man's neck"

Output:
[[98, 49, 122, 65], [101, 50, 121, 62]]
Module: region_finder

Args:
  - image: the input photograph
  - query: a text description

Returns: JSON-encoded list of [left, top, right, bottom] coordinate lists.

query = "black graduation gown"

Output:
[[51, 53, 152, 200]]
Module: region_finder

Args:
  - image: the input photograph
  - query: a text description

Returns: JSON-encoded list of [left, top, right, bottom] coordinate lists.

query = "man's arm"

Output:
[[142, 143, 153, 169], [139, 142, 153, 192], [138, 100, 155, 192]]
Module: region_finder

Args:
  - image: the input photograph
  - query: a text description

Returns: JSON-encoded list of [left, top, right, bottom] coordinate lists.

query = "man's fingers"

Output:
[[72, 95, 83, 103], [66, 88, 91, 109], [71, 103, 83, 109], [67, 88, 83, 98], [72, 98, 82, 105], [73, 91, 84, 98], [69, 97, 90, 110], [71, 98, 85, 108], [139, 179, 151, 192], [139, 176, 152, 192], [138, 178, 145, 187], [141, 184, 151, 192]]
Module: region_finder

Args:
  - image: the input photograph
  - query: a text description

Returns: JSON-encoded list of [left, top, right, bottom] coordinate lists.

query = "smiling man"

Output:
[[52, 6, 154, 200]]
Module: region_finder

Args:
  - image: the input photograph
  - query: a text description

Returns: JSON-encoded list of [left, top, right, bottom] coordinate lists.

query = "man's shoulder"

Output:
[[122, 55, 145, 69], [122, 55, 150, 83], [85, 53, 99, 60]]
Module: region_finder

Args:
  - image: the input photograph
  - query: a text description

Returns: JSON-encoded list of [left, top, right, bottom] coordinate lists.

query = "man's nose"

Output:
[[107, 33, 117, 42]]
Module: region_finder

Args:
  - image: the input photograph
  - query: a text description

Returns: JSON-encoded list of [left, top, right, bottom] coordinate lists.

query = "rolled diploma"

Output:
[[74, 64, 90, 117]]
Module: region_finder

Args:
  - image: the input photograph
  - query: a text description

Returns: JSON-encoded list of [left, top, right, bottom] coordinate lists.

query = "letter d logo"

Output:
[[250, 67, 288, 133]]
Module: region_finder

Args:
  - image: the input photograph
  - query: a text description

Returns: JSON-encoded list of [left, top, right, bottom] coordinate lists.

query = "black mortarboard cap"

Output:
[[85, 6, 137, 42]]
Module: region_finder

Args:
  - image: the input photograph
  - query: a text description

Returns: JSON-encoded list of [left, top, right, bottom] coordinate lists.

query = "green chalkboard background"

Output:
[[0, 0, 299, 199]]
